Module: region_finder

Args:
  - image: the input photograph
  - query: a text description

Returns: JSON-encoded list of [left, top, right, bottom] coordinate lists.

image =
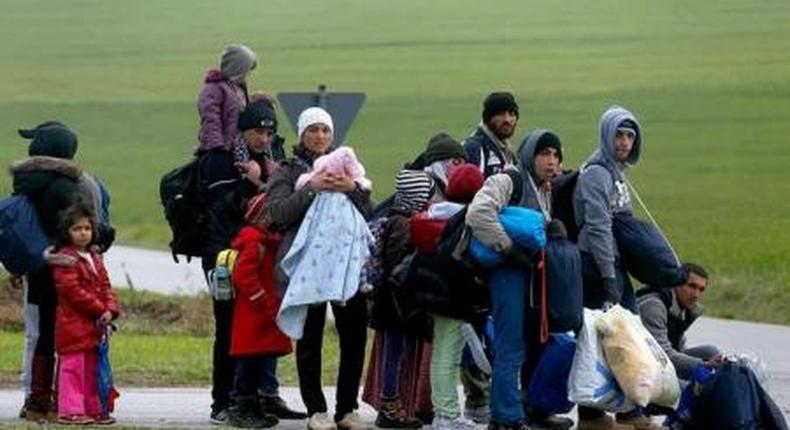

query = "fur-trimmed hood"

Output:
[[10, 156, 82, 196]]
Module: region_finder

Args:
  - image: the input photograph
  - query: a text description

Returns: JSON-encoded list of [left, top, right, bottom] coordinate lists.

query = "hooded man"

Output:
[[573, 107, 663, 430], [10, 121, 84, 421], [463, 92, 520, 178]]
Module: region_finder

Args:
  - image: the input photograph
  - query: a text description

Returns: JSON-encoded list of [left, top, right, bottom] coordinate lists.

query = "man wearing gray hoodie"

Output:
[[573, 107, 663, 430]]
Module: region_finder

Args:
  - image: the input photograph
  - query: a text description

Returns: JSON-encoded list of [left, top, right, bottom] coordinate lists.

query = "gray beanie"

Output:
[[220, 44, 257, 82]]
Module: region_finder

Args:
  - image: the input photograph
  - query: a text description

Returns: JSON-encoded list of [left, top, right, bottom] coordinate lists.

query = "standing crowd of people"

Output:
[[4, 43, 738, 430]]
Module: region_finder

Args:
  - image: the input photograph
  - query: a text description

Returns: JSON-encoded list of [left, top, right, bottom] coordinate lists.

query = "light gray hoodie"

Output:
[[573, 106, 642, 279]]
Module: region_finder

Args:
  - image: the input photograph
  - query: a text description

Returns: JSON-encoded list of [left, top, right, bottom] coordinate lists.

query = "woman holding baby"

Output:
[[265, 107, 374, 430]]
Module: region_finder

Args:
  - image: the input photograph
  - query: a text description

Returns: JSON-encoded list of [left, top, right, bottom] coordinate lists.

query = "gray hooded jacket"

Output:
[[517, 129, 559, 219], [573, 106, 642, 279]]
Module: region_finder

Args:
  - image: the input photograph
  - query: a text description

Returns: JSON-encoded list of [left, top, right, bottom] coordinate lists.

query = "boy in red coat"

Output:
[[49, 204, 119, 425], [225, 194, 295, 428]]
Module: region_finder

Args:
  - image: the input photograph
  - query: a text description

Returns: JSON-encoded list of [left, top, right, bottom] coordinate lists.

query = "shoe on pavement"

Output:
[[465, 404, 491, 424], [527, 414, 574, 430], [227, 396, 279, 428], [92, 415, 117, 425], [488, 420, 532, 429], [336, 411, 373, 430], [617, 415, 667, 430], [577, 415, 635, 430], [210, 407, 230, 425], [259, 395, 308, 420], [434, 415, 486, 430], [57, 414, 96, 425], [308, 412, 337, 430], [375, 399, 423, 428]]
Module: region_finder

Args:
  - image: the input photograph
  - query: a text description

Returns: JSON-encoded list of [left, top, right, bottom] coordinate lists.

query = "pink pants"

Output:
[[57, 350, 100, 417]]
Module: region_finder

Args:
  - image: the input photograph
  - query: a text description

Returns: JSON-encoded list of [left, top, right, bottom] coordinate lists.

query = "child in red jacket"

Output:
[[49, 204, 119, 425], [224, 194, 294, 428]]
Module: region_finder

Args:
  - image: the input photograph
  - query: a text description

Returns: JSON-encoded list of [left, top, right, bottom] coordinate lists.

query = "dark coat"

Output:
[[50, 247, 119, 354], [462, 125, 516, 178], [266, 153, 373, 295], [229, 226, 292, 357], [10, 156, 83, 239], [197, 148, 268, 263]]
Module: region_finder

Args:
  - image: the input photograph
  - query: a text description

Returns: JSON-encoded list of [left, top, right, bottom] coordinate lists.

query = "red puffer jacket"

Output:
[[50, 247, 119, 354], [230, 226, 292, 357]]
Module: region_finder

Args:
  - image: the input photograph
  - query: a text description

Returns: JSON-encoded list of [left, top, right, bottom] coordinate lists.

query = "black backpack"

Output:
[[406, 207, 491, 322], [550, 163, 606, 242], [159, 157, 208, 262]]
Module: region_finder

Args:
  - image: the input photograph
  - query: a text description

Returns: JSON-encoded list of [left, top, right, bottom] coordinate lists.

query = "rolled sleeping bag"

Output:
[[469, 206, 546, 267]]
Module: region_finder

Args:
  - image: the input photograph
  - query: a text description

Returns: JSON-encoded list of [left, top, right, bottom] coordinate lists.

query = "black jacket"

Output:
[[197, 148, 267, 263], [11, 156, 83, 239]]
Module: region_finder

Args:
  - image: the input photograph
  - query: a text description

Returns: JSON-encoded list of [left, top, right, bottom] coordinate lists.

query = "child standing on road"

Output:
[[49, 204, 119, 425]]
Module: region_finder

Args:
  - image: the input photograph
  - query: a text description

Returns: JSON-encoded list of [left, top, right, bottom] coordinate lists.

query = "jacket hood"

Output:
[[204, 68, 226, 83], [517, 129, 559, 179], [231, 225, 263, 249], [594, 106, 641, 168], [10, 156, 82, 194]]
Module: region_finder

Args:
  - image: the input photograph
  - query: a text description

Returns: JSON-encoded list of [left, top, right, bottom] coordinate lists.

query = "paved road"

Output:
[[102, 245, 206, 295], [0, 317, 787, 428]]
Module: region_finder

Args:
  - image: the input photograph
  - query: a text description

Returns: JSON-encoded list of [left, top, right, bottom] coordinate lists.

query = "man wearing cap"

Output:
[[9, 122, 88, 421], [463, 92, 520, 178], [199, 99, 306, 424], [573, 106, 661, 430]]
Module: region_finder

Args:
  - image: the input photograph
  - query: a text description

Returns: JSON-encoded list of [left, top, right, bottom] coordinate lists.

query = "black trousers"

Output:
[[204, 259, 236, 412], [296, 294, 368, 422]]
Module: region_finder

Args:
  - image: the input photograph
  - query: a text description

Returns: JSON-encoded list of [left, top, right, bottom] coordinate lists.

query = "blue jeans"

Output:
[[232, 355, 279, 398], [490, 267, 529, 424]]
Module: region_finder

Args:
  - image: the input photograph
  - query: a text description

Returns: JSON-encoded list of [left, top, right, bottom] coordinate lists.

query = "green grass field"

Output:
[[1, 0, 789, 323]]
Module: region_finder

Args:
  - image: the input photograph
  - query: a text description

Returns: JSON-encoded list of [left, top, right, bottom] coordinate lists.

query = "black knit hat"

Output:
[[422, 132, 466, 165], [534, 133, 563, 163], [19, 121, 78, 160], [238, 99, 277, 132], [482, 92, 519, 123]]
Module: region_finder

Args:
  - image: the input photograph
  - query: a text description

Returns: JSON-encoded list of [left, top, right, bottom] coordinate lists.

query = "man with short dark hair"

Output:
[[463, 92, 520, 178], [637, 263, 720, 380]]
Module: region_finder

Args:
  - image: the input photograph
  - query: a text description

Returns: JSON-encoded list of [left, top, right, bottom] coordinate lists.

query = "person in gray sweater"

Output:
[[637, 263, 720, 381], [573, 105, 642, 312]]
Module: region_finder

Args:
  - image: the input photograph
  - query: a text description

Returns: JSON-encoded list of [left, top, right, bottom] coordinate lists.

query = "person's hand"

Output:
[[98, 311, 113, 325], [307, 170, 334, 192], [235, 161, 262, 186], [504, 245, 533, 268], [601, 277, 621, 305], [327, 174, 357, 193], [7, 275, 24, 290]]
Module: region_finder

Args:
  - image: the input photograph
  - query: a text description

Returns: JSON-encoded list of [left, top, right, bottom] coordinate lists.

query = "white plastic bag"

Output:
[[568, 308, 636, 412], [596, 305, 680, 407]]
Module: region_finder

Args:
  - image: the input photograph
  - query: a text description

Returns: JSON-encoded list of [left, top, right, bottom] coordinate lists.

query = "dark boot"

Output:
[[227, 396, 278, 428], [259, 394, 308, 420], [375, 399, 423, 428], [26, 355, 55, 421], [526, 410, 573, 430]]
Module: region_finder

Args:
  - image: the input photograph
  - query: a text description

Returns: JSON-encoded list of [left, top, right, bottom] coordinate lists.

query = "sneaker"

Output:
[[226, 405, 278, 428], [308, 412, 337, 430], [210, 407, 230, 425], [616, 415, 667, 430], [57, 414, 96, 425], [577, 415, 634, 430], [375, 400, 423, 428], [465, 404, 491, 424], [260, 395, 308, 420], [336, 412, 373, 430], [433, 415, 485, 430]]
